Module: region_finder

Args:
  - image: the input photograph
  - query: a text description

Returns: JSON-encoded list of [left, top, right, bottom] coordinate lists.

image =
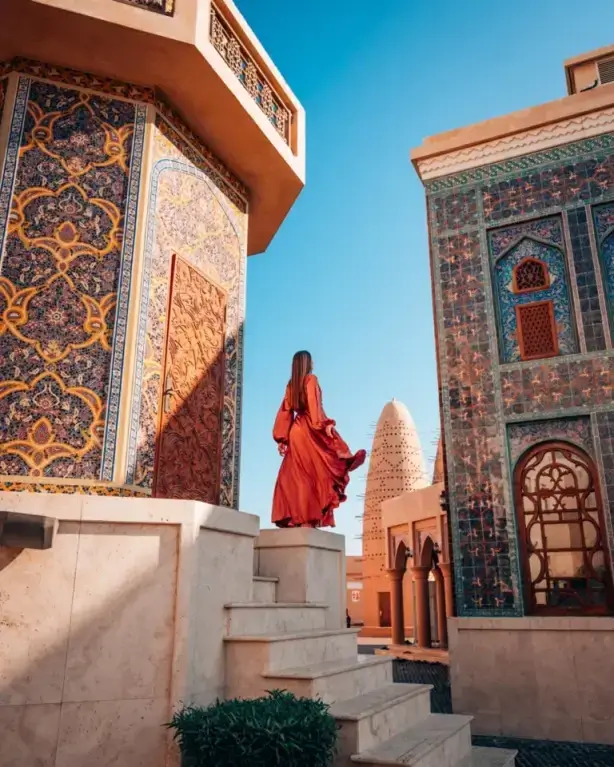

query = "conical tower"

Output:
[[361, 400, 429, 633]]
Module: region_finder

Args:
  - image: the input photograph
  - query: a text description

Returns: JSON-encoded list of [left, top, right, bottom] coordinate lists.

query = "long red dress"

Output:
[[272, 374, 366, 528]]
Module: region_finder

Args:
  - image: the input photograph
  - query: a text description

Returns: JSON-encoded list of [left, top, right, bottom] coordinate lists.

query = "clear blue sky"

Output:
[[236, 0, 614, 554]]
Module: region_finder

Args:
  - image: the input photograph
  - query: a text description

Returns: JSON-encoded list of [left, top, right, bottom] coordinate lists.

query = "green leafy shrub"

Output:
[[168, 690, 338, 767]]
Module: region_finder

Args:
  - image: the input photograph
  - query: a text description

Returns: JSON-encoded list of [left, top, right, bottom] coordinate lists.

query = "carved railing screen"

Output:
[[515, 443, 613, 614], [115, 0, 174, 15], [210, 4, 291, 145]]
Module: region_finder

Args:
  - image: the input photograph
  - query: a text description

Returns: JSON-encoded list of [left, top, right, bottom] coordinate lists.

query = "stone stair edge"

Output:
[[329, 683, 433, 722], [224, 627, 361, 642], [350, 713, 473, 765], [252, 575, 279, 582], [262, 654, 392, 680]]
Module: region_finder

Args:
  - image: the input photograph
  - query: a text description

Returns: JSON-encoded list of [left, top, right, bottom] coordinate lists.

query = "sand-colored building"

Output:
[[412, 43, 614, 744], [345, 554, 364, 625], [360, 399, 431, 636]]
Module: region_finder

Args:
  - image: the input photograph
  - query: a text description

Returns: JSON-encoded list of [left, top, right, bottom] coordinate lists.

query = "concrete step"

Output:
[[457, 747, 517, 767], [330, 683, 432, 760], [252, 576, 278, 603], [261, 655, 393, 705], [225, 627, 360, 673], [350, 713, 473, 767], [224, 602, 328, 634]]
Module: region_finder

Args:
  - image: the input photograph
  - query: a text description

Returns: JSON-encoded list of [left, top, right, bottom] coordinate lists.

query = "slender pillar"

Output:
[[412, 564, 432, 648], [388, 568, 406, 645], [433, 567, 448, 648], [439, 561, 455, 618]]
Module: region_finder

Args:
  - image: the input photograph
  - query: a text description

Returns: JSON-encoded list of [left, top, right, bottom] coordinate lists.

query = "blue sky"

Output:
[[236, 0, 614, 554]]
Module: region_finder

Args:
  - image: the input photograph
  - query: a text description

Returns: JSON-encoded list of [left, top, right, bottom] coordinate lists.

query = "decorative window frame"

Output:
[[515, 299, 559, 361], [513, 440, 614, 616], [512, 256, 550, 295]]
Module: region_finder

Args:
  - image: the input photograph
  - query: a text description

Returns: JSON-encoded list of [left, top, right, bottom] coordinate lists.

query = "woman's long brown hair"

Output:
[[288, 350, 313, 411]]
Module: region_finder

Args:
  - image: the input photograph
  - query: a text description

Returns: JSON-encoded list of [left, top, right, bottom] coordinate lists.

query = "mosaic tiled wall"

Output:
[[0, 76, 144, 480], [126, 115, 247, 508], [426, 132, 614, 616]]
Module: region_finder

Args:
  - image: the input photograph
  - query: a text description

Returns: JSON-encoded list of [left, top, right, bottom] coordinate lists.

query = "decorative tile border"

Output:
[[418, 109, 614, 183], [425, 132, 614, 193], [100, 103, 147, 481]]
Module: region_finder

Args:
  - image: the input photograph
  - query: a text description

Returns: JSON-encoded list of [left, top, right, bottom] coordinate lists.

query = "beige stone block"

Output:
[[0, 524, 79, 704], [572, 629, 614, 723], [0, 703, 61, 767], [256, 528, 346, 629], [55, 698, 169, 767], [540, 715, 583, 742], [467, 711, 503, 737], [63, 523, 178, 703], [0, 491, 83, 521], [532, 630, 580, 722], [189, 527, 255, 705], [582, 717, 614, 745]]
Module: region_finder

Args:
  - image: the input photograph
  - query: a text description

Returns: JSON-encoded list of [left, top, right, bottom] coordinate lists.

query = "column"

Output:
[[412, 564, 432, 648], [433, 567, 448, 648], [388, 568, 406, 645], [439, 561, 455, 618]]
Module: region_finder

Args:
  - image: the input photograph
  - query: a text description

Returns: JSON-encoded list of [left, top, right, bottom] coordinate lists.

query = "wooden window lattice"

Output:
[[513, 258, 549, 294], [516, 300, 558, 360], [514, 443, 614, 615]]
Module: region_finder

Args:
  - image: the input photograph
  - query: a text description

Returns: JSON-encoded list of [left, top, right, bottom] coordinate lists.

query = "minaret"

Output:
[[361, 400, 429, 632]]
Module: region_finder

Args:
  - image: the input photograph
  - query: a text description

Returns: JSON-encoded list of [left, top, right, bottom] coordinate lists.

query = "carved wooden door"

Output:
[[153, 254, 227, 503]]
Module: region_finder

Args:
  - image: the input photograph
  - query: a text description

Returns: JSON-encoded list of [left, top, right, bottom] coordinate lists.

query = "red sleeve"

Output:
[[273, 386, 293, 443], [305, 375, 335, 430]]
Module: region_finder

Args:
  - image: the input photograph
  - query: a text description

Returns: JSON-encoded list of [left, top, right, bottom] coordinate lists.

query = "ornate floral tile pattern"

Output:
[[0, 77, 143, 480], [426, 129, 614, 616], [507, 416, 592, 466], [0, 480, 149, 495], [126, 115, 246, 507]]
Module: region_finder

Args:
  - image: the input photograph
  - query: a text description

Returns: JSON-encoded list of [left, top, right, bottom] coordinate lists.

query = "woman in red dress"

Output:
[[272, 351, 366, 528]]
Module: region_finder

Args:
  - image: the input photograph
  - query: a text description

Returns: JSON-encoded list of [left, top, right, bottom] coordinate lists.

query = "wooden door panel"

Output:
[[154, 254, 227, 502]]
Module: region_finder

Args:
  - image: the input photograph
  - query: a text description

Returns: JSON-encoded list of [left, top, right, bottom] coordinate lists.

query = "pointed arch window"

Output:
[[514, 441, 614, 615], [513, 257, 550, 294]]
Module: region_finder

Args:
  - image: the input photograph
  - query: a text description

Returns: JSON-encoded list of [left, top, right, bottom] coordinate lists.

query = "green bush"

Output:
[[168, 690, 338, 767]]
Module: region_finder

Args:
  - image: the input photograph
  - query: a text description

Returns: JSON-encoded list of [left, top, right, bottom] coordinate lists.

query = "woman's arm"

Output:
[[273, 386, 293, 445], [305, 375, 335, 436]]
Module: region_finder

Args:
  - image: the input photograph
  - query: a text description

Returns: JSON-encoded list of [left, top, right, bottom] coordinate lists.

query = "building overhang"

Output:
[[411, 82, 614, 184], [0, 0, 306, 255]]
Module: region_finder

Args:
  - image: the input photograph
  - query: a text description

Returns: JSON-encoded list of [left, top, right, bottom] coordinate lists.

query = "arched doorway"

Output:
[[514, 441, 614, 615]]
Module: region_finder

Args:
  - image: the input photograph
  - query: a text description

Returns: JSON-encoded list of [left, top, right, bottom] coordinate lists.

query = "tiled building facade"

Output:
[[418, 83, 614, 619]]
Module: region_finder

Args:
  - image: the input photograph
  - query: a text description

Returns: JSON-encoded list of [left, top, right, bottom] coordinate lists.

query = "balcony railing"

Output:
[[117, 0, 175, 14], [210, 4, 291, 145]]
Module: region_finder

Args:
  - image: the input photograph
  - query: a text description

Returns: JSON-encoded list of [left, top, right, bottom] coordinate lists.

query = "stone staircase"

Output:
[[224, 567, 517, 767]]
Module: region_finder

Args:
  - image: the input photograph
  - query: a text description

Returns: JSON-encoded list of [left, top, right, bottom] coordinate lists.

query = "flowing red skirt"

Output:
[[272, 415, 366, 528]]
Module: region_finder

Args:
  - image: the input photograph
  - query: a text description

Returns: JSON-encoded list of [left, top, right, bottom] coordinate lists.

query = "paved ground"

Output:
[[358, 645, 614, 766]]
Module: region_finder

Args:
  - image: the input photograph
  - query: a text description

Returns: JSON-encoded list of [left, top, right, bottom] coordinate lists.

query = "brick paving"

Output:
[[390, 658, 614, 767]]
